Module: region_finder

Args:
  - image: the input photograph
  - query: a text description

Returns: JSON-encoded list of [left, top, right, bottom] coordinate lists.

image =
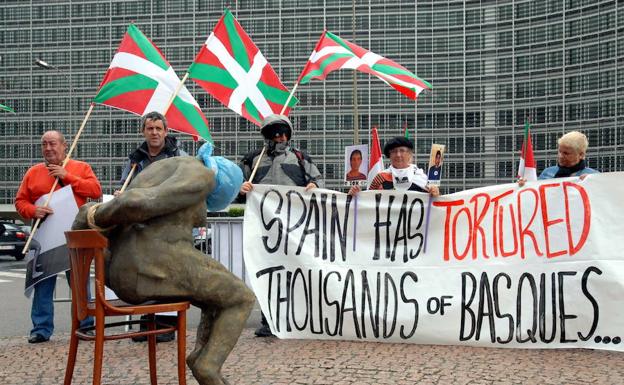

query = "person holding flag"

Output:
[[117, 111, 187, 189], [15, 130, 102, 343], [238, 114, 323, 337], [114, 111, 187, 343]]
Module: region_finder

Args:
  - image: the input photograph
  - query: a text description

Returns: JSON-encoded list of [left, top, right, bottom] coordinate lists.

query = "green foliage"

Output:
[[228, 207, 245, 217]]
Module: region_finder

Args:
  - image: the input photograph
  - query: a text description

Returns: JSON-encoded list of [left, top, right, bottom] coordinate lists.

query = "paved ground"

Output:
[[1, 328, 623, 385]]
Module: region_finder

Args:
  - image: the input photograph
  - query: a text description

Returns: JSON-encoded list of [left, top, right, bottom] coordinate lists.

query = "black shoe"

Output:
[[254, 325, 274, 337], [156, 332, 175, 343], [28, 334, 49, 344], [131, 335, 147, 342], [132, 332, 175, 343]]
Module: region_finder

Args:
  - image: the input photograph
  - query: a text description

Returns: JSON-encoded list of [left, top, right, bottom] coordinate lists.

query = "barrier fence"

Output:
[[53, 215, 247, 302]]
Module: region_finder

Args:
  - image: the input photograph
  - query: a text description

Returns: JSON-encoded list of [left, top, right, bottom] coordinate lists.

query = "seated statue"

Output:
[[73, 156, 255, 385]]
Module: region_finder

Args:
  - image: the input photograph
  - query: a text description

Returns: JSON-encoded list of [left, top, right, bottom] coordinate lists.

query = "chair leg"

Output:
[[93, 316, 105, 385], [148, 316, 158, 385], [177, 310, 187, 385], [64, 330, 79, 385]]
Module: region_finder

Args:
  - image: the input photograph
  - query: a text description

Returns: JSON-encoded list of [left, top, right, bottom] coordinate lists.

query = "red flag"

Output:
[[94, 24, 211, 141], [188, 9, 297, 126], [367, 127, 383, 188], [298, 31, 431, 100], [517, 120, 537, 181]]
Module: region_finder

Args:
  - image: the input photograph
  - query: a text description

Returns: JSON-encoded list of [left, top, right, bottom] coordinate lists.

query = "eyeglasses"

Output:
[[389, 148, 412, 155]]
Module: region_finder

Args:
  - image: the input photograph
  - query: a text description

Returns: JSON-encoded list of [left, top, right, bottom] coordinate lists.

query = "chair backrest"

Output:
[[65, 230, 108, 321]]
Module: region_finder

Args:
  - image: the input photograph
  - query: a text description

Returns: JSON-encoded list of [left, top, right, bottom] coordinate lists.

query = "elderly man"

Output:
[[15, 130, 102, 343], [349, 136, 440, 196], [519, 131, 598, 186], [239, 114, 323, 337]]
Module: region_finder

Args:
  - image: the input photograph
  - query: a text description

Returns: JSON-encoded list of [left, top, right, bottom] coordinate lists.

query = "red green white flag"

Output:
[[0, 103, 15, 113], [188, 9, 298, 126], [298, 31, 432, 100], [94, 24, 211, 142], [367, 127, 384, 188], [517, 120, 537, 181]]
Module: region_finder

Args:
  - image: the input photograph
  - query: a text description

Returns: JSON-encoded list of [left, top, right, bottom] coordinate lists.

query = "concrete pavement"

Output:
[[1, 327, 623, 385], [2, 257, 623, 384]]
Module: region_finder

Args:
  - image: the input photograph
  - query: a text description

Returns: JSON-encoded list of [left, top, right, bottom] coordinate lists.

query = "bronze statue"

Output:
[[73, 156, 255, 385]]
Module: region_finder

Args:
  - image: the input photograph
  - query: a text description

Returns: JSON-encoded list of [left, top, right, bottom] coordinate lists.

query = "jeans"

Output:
[[30, 271, 94, 339]]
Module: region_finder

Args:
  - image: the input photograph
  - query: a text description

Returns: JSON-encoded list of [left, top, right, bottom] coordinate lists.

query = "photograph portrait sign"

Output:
[[344, 144, 369, 184]]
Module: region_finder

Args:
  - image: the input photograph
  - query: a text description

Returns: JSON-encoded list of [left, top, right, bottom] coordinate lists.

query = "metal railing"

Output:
[[204, 216, 248, 286], [53, 215, 247, 303]]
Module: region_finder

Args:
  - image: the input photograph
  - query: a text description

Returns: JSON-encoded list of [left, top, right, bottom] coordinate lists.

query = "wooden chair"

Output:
[[64, 229, 190, 385]]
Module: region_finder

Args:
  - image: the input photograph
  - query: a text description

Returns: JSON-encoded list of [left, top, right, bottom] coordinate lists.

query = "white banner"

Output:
[[243, 173, 624, 351], [25, 185, 78, 294]]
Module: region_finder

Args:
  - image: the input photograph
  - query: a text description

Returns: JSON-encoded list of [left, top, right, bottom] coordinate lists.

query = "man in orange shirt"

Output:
[[15, 130, 102, 343]]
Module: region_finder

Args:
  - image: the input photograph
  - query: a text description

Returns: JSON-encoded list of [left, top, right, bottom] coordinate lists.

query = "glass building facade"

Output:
[[1, 0, 623, 205]]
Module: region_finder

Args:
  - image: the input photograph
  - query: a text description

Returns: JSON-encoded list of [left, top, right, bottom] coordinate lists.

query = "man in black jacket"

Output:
[[118, 111, 187, 188], [116, 111, 186, 342]]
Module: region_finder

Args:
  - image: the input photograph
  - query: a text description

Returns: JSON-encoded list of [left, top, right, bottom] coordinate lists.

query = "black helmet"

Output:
[[383, 136, 414, 157], [260, 114, 293, 140]]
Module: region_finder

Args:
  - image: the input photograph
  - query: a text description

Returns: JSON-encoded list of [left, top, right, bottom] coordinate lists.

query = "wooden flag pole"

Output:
[[118, 164, 137, 194], [164, 72, 189, 115], [247, 146, 266, 183], [22, 103, 96, 254], [279, 81, 299, 115]]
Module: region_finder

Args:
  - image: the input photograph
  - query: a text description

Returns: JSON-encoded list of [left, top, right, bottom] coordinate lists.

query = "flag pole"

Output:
[[246, 29, 326, 181], [22, 103, 96, 254], [118, 164, 137, 193], [248, 146, 267, 182], [279, 82, 299, 115], [117, 73, 189, 195], [164, 72, 189, 115]]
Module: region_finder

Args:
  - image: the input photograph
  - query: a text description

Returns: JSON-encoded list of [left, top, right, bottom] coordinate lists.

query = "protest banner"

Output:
[[243, 173, 624, 351], [24, 185, 78, 295]]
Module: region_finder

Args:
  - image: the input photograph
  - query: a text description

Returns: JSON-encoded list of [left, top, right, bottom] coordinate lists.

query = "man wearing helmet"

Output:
[[239, 114, 323, 194], [238, 114, 323, 336]]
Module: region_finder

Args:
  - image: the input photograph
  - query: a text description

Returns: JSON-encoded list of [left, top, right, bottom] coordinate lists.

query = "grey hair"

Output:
[[42, 130, 66, 144], [558, 131, 588, 154], [140, 111, 167, 131]]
